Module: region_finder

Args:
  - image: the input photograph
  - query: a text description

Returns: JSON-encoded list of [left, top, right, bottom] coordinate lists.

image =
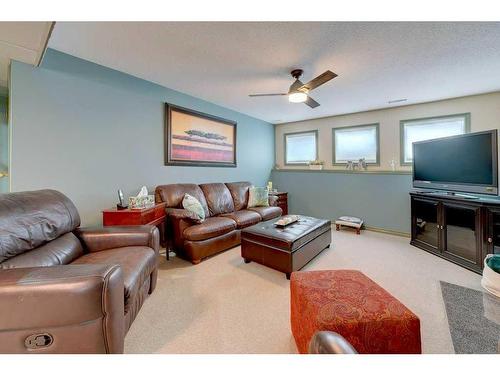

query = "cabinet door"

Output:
[[411, 198, 440, 253], [442, 203, 481, 271]]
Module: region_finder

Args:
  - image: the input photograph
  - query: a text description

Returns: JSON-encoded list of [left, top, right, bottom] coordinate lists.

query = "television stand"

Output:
[[410, 191, 499, 274]]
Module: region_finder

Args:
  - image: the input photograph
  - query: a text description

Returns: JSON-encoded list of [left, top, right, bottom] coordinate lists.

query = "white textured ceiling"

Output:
[[0, 22, 53, 89], [49, 22, 500, 123]]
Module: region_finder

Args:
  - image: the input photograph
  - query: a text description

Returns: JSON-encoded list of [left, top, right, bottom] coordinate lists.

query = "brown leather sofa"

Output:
[[0, 189, 159, 354], [155, 181, 282, 264]]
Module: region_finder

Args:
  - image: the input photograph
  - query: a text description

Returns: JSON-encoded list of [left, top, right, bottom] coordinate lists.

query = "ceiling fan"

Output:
[[249, 69, 338, 108]]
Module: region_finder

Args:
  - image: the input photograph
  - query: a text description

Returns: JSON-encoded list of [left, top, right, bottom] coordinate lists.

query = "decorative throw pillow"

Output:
[[182, 193, 205, 222], [248, 187, 269, 208]]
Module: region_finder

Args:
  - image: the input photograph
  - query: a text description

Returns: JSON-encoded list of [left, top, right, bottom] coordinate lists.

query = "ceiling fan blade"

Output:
[[304, 96, 320, 108], [249, 93, 287, 97], [299, 70, 338, 92]]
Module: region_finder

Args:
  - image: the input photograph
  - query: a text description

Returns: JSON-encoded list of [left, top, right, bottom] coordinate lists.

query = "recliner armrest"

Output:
[[308, 331, 358, 354], [0, 264, 124, 353], [75, 225, 159, 253]]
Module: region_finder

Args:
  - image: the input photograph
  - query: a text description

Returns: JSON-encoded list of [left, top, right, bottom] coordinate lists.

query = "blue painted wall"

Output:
[[10, 49, 274, 225], [271, 170, 413, 233]]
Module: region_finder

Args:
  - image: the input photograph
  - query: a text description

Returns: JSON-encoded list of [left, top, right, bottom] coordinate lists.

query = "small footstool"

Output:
[[335, 216, 363, 234], [290, 270, 422, 354]]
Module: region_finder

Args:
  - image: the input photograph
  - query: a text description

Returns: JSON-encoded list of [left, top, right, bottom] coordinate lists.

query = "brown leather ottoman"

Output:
[[241, 216, 331, 279]]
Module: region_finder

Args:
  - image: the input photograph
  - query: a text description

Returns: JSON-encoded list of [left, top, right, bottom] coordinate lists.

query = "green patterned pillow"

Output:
[[182, 193, 205, 222], [248, 187, 269, 208]]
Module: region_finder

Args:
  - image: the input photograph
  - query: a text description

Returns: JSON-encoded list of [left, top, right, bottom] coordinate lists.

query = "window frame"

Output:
[[332, 123, 380, 166], [283, 130, 319, 166], [399, 113, 471, 166]]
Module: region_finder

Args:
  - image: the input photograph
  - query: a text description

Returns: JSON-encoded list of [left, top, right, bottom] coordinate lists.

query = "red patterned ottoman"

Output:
[[290, 270, 421, 354]]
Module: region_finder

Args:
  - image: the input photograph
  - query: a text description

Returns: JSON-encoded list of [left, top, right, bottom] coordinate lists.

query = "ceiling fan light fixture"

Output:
[[288, 91, 308, 103], [249, 69, 337, 108]]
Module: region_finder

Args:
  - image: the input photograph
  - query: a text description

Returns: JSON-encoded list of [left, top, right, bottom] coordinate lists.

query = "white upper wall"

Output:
[[0, 22, 53, 87], [275, 92, 500, 171]]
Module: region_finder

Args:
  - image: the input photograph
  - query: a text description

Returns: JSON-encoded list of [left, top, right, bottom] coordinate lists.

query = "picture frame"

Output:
[[164, 103, 237, 167]]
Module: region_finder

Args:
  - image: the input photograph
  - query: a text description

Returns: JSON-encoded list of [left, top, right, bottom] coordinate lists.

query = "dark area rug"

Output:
[[440, 281, 500, 353]]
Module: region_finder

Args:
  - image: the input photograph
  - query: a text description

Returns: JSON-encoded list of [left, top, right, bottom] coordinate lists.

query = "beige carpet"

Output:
[[124, 228, 481, 354]]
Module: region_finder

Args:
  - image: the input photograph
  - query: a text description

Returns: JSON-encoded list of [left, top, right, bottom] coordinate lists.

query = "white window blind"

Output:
[[333, 124, 379, 164], [401, 115, 468, 164], [285, 131, 317, 164]]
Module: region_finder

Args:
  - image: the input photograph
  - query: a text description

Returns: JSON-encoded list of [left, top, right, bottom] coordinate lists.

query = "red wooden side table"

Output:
[[270, 192, 288, 215], [102, 202, 169, 259]]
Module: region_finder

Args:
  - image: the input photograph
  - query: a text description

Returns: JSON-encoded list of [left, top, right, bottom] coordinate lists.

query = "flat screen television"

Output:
[[412, 129, 498, 195]]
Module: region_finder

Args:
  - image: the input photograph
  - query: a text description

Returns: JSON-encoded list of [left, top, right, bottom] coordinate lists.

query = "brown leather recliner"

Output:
[[155, 181, 282, 264], [308, 331, 358, 354], [0, 189, 159, 354]]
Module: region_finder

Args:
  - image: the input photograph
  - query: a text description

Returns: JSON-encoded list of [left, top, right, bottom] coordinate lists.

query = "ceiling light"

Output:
[[288, 92, 308, 103]]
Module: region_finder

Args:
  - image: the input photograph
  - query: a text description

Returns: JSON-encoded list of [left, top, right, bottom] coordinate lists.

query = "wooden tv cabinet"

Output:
[[410, 190, 500, 274]]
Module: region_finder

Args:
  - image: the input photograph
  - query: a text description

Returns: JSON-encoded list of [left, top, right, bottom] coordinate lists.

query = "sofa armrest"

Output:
[[164, 208, 201, 250], [308, 331, 358, 354], [0, 264, 124, 353], [269, 194, 279, 207], [166, 208, 201, 223], [75, 225, 159, 253]]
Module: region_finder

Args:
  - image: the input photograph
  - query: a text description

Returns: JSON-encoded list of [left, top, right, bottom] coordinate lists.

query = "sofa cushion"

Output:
[[220, 210, 261, 229], [248, 206, 282, 221], [183, 217, 237, 241], [0, 189, 81, 263], [0, 233, 84, 269], [71, 246, 157, 313], [155, 184, 209, 218], [225, 181, 252, 211], [199, 183, 235, 216]]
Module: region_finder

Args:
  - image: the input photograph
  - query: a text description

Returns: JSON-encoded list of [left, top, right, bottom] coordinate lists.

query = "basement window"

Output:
[[284, 130, 318, 165], [333, 123, 380, 165], [400, 113, 470, 165]]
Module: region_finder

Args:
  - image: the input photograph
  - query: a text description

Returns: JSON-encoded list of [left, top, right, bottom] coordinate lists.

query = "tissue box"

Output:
[[129, 195, 155, 209]]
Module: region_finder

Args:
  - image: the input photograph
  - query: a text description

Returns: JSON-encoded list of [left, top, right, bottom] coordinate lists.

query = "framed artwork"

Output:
[[164, 103, 237, 167]]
